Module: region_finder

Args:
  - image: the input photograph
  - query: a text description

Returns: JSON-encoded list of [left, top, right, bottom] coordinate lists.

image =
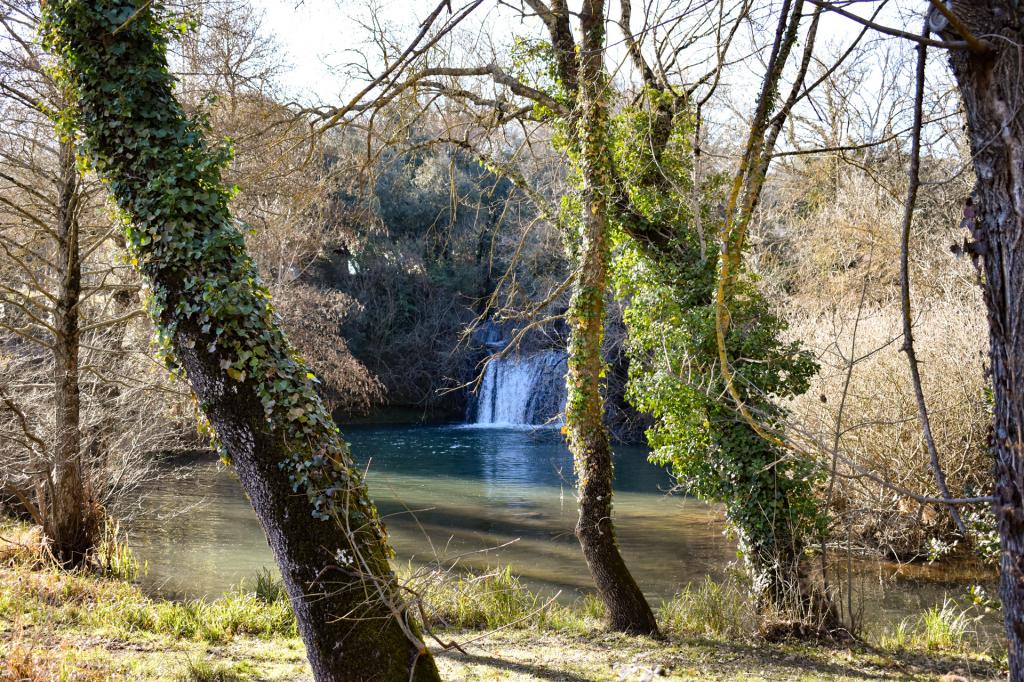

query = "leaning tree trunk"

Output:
[[41, 3, 440, 680], [46, 138, 93, 566], [944, 3, 1024, 676], [564, 0, 660, 637]]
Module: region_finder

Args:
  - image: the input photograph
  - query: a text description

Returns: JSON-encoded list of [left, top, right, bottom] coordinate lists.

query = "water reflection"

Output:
[[131, 425, 997, 638]]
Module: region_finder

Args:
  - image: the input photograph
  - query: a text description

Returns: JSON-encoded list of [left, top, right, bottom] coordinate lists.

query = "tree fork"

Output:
[[41, 2, 440, 680]]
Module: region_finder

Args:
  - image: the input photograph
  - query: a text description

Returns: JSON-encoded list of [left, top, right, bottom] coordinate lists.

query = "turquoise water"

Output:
[[134, 424, 732, 601], [132, 424, 997, 636]]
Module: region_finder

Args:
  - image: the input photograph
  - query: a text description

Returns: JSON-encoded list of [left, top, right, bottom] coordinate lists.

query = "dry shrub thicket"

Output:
[[174, 4, 384, 414], [0, 0, 193, 540], [756, 152, 990, 558]]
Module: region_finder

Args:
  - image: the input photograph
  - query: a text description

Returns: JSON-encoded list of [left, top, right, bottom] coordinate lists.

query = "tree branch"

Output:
[[898, 22, 969, 536]]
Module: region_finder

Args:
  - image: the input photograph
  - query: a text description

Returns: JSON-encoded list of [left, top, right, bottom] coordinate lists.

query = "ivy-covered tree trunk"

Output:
[[564, 0, 659, 637], [47, 138, 93, 566], [943, 4, 1024, 675], [41, 3, 440, 680]]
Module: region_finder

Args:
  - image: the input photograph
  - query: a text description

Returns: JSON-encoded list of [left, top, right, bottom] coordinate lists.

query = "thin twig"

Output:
[[898, 21, 969, 536]]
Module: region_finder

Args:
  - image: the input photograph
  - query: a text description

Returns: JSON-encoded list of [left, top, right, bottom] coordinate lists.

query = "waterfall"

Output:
[[471, 350, 567, 426]]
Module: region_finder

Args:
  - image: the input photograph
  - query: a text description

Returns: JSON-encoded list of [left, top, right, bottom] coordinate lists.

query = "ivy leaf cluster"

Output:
[[608, 101, 826, 603], [40, 0, 386, 554]]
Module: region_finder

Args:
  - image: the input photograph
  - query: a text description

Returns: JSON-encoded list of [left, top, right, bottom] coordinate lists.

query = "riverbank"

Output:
[[4, 624, 1006, 681], [0, 525, 1006, 681]]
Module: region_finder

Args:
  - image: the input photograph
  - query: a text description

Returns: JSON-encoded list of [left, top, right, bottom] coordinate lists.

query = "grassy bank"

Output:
[[0, 524, 1006, 681]]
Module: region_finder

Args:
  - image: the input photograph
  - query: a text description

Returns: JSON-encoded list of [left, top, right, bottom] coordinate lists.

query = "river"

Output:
[[130, 424, 997, 639]]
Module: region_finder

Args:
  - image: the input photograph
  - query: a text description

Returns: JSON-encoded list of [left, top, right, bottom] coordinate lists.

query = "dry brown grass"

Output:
[[788, 298, 989, 557], [1, 628, 112, 682], [0, 523, 45, 568]]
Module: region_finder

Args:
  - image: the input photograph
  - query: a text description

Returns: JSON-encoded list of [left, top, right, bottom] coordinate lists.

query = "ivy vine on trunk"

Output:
[[607, 103, 826, 621], [562, 0, 660, 637], [40, 2, 440, 680]]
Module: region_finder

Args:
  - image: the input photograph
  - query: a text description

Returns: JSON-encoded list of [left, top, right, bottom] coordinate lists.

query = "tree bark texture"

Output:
[[564, 0, 660, 637], [944, 3, 1024, 676], [42, 2, 439, 680], [46, 138, 92, 566]]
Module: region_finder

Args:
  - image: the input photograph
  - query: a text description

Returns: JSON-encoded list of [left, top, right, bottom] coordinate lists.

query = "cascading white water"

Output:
[[472, 350, 567, 426]]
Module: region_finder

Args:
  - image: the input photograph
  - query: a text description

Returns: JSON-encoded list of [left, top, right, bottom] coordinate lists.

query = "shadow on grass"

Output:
[[435, 632, 1002, 682], [681, 635, 1002, 681], [436, 648, 595, 682]]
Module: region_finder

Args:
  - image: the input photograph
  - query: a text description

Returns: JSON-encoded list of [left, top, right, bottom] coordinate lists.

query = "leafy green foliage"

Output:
[[608, 102, 824, 606], [39, 0, 384, 545]]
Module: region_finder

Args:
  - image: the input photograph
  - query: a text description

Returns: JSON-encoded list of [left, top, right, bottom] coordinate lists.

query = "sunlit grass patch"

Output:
[[410, 565, 544, 630], [1, 627, 113, 681], [0, 561, 295, 644], [84, 585, 297, 642], [658, 575, 756, 640], [878, 597, 978, 653], [177, 656, 256, 682]]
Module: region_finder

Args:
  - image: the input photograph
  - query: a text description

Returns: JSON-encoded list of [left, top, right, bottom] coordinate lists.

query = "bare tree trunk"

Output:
[[944, 3, 1024, 675], [41, 3, 440, 680], [564, 0, 659, 637], [46, 138, 92, 566]]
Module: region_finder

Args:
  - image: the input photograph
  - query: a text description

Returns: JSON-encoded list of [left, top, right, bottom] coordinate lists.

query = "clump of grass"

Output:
[[878, 597, 977, 652], [658, 576, 756, 640], [538, 592, 607, 634], [402, 564, 615, 635], [94, 521, 144, 581], [178, 657, 252, 682], [251, 567, 288, 604], [415, 566, 543, 630], [578, 591, 606, 621]]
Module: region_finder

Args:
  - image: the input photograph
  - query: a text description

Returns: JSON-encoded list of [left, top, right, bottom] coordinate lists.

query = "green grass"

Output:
[[658, 575, 755, 640], [178, 657, 256, 682], [412, 565, 544, 630], [0, 522, 1008, 681], [878, 597, 979, 653], [251, 567, 287, 604], [94, 520, 145, 581], [0, 563, 296, 643]]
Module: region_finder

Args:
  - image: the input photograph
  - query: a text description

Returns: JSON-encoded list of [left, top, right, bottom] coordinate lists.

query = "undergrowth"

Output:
[[0, 562, 296, 643], [658, 575, 755, 639]]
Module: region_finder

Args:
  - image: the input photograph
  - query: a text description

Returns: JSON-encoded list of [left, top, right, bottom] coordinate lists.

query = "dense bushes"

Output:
[[757, 154, 990, 558]]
